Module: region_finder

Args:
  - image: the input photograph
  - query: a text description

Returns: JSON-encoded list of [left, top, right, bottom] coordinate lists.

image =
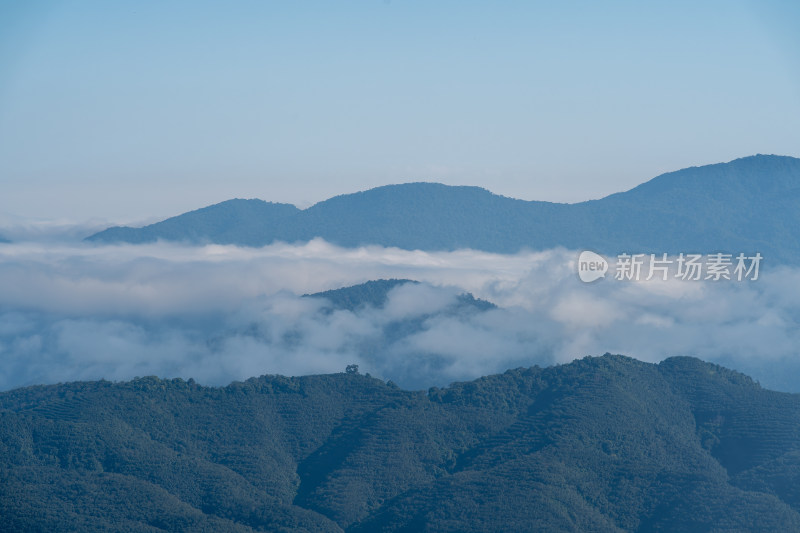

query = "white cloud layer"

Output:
[[1, 239, 798, 391]]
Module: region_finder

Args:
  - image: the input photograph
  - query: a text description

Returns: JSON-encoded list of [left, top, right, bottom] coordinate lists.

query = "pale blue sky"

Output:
[[1, 1, 799, 222]]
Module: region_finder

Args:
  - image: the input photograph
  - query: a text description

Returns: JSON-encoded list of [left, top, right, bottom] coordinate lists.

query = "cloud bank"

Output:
[[1, 239, 798, 391]]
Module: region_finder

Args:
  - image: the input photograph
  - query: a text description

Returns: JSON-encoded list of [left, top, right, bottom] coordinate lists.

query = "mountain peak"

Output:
[[305, 279, 419, 310]]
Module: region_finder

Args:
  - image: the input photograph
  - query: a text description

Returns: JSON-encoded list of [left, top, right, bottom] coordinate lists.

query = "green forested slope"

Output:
[[3, 355, 800, 531]]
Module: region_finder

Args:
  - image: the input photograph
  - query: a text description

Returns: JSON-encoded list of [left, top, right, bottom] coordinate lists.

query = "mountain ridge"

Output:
[[85, 154, 800, 263], [4, 353, 800, 531]]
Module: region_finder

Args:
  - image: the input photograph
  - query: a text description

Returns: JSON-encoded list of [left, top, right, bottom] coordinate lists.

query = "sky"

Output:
[[1, 1, 799, 223]]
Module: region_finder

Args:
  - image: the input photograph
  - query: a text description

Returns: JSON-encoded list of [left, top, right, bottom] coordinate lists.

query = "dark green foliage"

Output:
[[305, 279, 419, 311], [304, 279, 496, 314], [3, 355, 800, 531], [86, 155, 800, 263]]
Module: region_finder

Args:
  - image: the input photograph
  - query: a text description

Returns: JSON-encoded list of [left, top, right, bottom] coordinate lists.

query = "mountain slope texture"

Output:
[[86, 155, 800, 263], [3, 354, 800, 531]]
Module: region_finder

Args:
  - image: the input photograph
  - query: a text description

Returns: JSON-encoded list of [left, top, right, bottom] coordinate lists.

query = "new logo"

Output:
[[577, 251, 608, 283]]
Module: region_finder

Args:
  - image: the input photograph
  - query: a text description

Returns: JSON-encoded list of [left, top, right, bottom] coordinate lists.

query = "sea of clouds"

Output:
[[1, 237, 799, 391]]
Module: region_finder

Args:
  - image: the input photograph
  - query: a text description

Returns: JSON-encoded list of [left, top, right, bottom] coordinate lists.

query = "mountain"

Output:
[[85, 155, 800, 263], [305, 279, 496, 313], [304, 279, 498, 390], [87, 199, 300, 245], [3, 354, 800, 531], [306, 279, 421, 311]]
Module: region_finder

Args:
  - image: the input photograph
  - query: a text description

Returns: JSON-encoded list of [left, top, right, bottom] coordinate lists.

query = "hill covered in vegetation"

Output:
[[3, 354, 800, 531], [305, 279, 495, 313]]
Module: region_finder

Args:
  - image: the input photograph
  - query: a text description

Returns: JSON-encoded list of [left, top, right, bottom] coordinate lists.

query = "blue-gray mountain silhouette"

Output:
[[87, 199, 300, 245], [86, 155, 800, 263]]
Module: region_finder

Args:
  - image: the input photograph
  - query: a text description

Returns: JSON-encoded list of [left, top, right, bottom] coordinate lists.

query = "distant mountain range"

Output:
[[86, 155, 800, 263], [4, 354, 800, 531]]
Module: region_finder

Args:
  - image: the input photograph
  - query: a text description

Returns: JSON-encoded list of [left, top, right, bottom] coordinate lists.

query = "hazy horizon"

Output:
[[0, 153, 793, 229]]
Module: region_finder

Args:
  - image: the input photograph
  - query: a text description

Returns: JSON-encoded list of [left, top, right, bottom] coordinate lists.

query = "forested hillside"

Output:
[[3, 354, 800, 531], [305, 279, 495, 313]]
